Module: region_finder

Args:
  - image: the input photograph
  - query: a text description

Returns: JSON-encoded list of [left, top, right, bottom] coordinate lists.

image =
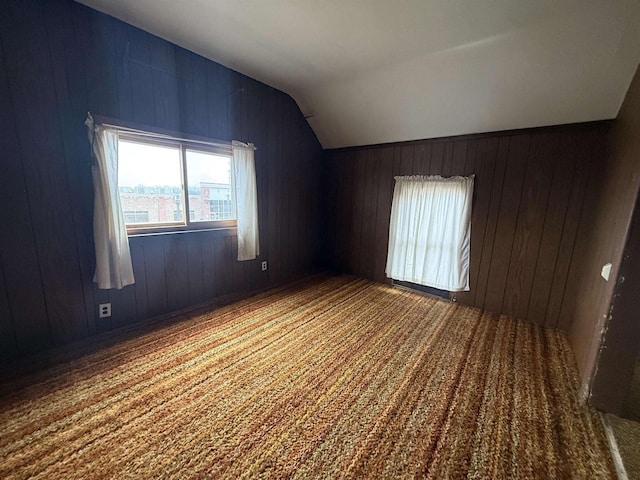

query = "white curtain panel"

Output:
[[232, 141, 260, 261], [385, 175, 474, 292], [85, 113, 135, 289]]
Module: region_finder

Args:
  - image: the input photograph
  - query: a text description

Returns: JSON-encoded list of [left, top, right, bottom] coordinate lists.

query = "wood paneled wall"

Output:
[[325, 123, 610, 329], [0, 0, 323, 361], [571, 64, 640, 401]]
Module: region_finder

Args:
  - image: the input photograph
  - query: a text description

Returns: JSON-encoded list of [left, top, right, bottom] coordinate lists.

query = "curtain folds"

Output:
[[385, 175, 474, 292], [85, 113, 135, 290], [232, 140, 260, 261]]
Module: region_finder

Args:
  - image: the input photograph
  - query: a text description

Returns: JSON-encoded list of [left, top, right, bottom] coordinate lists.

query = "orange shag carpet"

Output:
[[0, 275, 614, 479]]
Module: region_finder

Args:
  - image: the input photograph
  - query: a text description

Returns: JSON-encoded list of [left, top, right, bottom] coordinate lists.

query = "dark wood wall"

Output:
[[325, 122, 610, 329], [571, 64, 640, 403], [589, 193, 640, 413], [0, 0, 323, 361]]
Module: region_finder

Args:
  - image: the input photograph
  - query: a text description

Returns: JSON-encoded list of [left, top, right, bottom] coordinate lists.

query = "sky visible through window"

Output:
[[118, 140, 231, 187], [186, 150, 231, 186]]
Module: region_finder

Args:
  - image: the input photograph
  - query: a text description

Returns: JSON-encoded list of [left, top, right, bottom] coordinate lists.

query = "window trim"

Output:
[[106, 120, 237, 235]]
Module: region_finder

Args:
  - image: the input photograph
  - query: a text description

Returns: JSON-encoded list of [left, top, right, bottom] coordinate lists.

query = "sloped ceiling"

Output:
[[76, 0, 640, 149]]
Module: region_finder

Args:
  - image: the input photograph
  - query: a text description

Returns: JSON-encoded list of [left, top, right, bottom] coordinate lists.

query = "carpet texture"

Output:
[[606, 414, 640, 479], [0, 275, 615, 479]]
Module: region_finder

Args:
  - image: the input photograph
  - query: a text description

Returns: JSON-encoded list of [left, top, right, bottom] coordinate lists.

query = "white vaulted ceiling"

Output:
[[76, 0, 640, 149]]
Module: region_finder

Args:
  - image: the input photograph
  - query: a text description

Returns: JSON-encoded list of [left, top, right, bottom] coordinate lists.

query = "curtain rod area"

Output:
[[89, 113, 254, 150], [105, 124, 233, 150]]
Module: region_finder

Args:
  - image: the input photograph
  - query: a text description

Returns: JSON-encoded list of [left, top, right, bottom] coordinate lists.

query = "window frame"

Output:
[[115, 129, 237, 235]]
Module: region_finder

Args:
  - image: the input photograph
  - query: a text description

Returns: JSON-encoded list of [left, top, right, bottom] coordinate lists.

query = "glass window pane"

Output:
[[185, 149, 235, 222], [118, 139, 184, 226]]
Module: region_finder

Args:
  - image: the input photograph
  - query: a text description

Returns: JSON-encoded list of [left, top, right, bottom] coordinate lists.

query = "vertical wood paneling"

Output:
[[343, 153, 357, 274], [483, 135, 530, 314], [450, 140, 467, 175], [348, 151, 367, 274], [413, 143, 431, 174], [455, 137, 498, 305], [109, 284, 137, 329], [557, 132, 607, 331], [360, 151, 380, 278], [246, 79, 268, 289], [545, 133, 592, 326], [175, 48, 194, 135], [45, 0, 96, 336], [335, 152, 354, 272], [165, 238, 190, 311], [399, 145, 415, 174], [111, 18, 133, 121], [590, 192, 640, 413], [284, 111, 298, 277], [186, 236, 204, 305], [569, 65, 640, 394], [0, 262, 17, 361], [502, 133, 556, 318], [463, 139, 478, 176], [276, 97, 290, 281], [151, 36, 180, 129], [130, 242, 149, 322], [191, 55, 209, 137], [0, 30, 50, 353], [230, 236, 245, 292], [201, 236, 217, 300], [326, 123, 609, 328], [271, 93, 285, 283], [144, 241, 168, 318], [85, 9, 120, 117], [288, 104, 301, 277], [229, 72, 246, 140], [527, 133, 577, 325], [72, 8, 104, 116], [3, 0, 86, 345], [149, 34, 176, 73], [442, 142, 454, 177], [0, 0, 324, 361], [429, 142, 444, 174], [214, 236, 230, 297], [474, 137, 509, 309], [207, 61, 229, 140], [222, 236, 236, 293], [153, 70, 180, 131], [127, 28, 155, 126], [372, 147, 395, 283], [326, 152, 340, 269]]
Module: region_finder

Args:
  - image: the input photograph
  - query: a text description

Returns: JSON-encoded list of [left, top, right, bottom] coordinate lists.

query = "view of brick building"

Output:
[[119, 182, 233, 225]]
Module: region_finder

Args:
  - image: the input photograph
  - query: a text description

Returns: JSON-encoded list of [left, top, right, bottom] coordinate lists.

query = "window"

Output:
[[117, 131, 236, 232], [209, 199, 233, 220], [385, 175, 474, 292]]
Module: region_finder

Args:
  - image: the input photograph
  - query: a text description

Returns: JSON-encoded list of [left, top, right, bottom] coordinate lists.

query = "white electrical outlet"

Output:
[[99, 303, 111, 318], [261, 261, 268, 271]]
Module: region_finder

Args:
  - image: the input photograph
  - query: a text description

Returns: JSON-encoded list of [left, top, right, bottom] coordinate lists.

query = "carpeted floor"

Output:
[[605, 414, 640, 479], [0, 275, 615, 479]]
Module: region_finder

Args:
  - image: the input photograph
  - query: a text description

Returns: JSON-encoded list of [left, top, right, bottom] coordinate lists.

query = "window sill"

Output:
[[127, 225, 237, 239]]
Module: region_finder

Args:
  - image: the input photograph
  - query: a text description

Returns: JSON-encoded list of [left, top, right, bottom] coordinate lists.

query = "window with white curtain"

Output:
[[385, 175, 474, 292], [86, 113, 260, 290]]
